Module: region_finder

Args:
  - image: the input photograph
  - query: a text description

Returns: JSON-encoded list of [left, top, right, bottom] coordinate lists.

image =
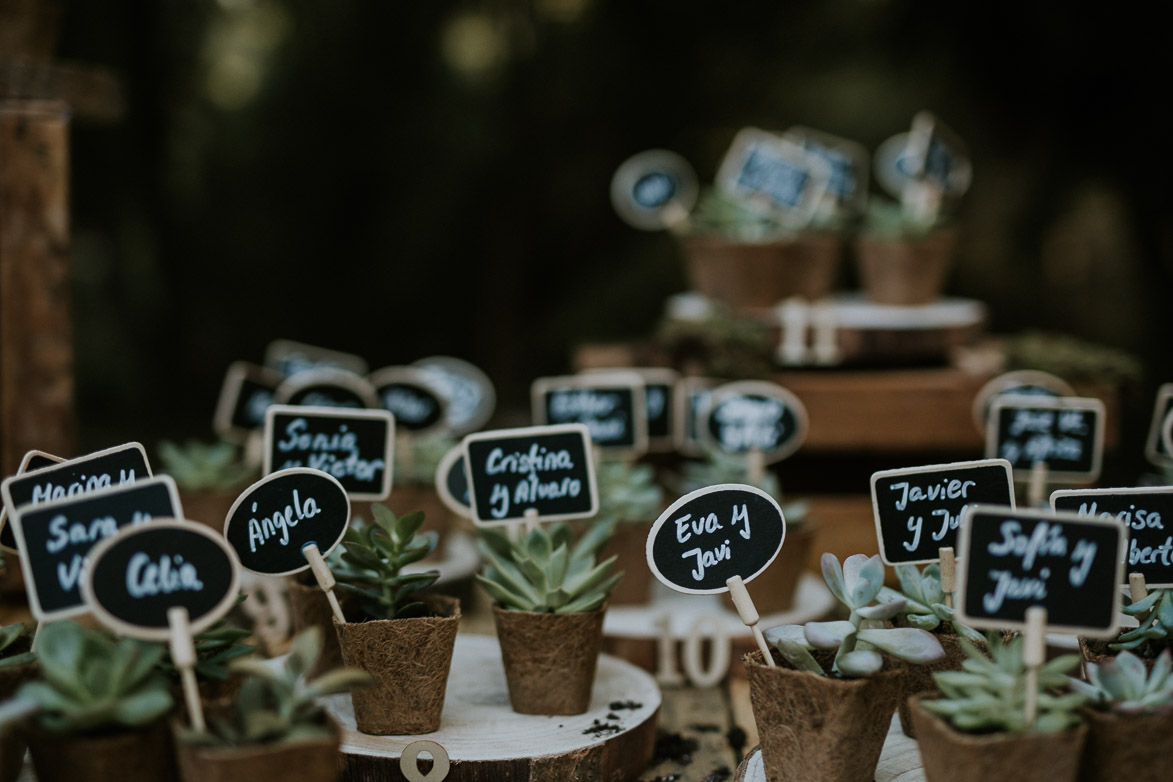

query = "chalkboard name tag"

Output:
[[674, 376, 718, 457], [716, 128, 831, 224], [264, 339, 369, 378], [585, 367, 678, 453], [871, 459, 1015, 565], [412, 355, 497, 436], [1052, 486, 1173, 589], [1145, 384, 1173, 466], [274, 368, 378, 410], [461, 424, 597, 526], [782, 126, 869, 214], [368, 366, 448, 435], [434, 444, 471, 519], [609, 149, 698, 231], [1, 442, 152, 523], [213, 361, 283, 444], [264, 405, 394, 501], [700, 380, 808, 463], [986, 395, 1105, 481], [0, 450, 64, 553], [956, 505, 1124, 636], [971, 370, 1074, 434], [7, 475, 181, 622], [645, 484, 786, 595], [532, 372, 648, 456], [82, 520, 242, 641], [223, 468, 351, 576]]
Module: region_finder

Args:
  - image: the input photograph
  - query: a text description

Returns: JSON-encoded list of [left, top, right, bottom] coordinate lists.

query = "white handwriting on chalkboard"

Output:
[[1000, 435, 1083, 465], [981, 520, 1099, 613], [126, 552, 204, 597], [482, 444, 581, 518], [278, 419, 357, 453], [381, 388, 434, 423], [276, 419, 385, 483], [890, 478, 977, 552], [678, 504, 749, 581], [247, 491, 320, 553], [29, 469, 138, 505], [1002, 409, 1088, 465], [51, 511, 153, 592], [486, 445, 574, 474], [487, 474, 581, 519], [713, 397, 785, 451], [1078, 502, 1173, 569], [549, 390, 617, 418]]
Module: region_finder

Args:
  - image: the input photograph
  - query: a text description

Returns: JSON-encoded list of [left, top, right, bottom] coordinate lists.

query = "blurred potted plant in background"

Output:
[[158, 439, 255, 531]]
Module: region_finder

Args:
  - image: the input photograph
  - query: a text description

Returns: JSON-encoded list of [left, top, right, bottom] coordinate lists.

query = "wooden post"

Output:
[[0, 100, 74, 477], [303, 542, 346, 625], [168, 606, 206, 732], [1129, 572, 1148, 604], [1023, 606, 1046, 730], [939, 547, 956, 609], [726, 575, 774, 667], [746, 448, 765, 486], [1027, 461, 1048, 508]]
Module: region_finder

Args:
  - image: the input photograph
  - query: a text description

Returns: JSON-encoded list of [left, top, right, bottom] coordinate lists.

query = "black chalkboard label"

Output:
[[6, 476, 181, 621], [783, 127, 868, 211], [264, 339, 369, 378], [0, 451, 64, 553], [986, 396, 1105, 481], [369, 366, 448, 435], [274, 369, 378, 410], [264, 405, 394, 501], [715, 128, 830, 221], [585, 367, 678, 453], [1, 442, 152, 524], [223, 468, 351, 576], [645, 484, 786, 595], [82, 521, 242, 641], [412, 355, 497, 436], [1144, 384, 1173, 466], [956, 505, 1124, 636], [674, 377, 717, 457], [434, 444, 471, 519], [213, 361, 283, 444], [871, 459, 1015, 565], [462, 424, 597, 526], [532, 373, 648, 456], [971, 370, 1074, 433], [700, 380, 808, 463], [1052, 486, 1173, 588]]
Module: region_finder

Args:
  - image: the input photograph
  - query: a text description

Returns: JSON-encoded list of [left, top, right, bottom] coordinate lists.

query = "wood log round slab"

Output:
[[324, 634, 660, 782], [734, 714, 926, 782]]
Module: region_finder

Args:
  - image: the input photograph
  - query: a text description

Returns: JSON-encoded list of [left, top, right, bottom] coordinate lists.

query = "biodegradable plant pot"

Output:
[[603, 522, 655, 605], [493, 605, 606, 715], [897, 630, 981, 737], [908, 694, 1086, 782], [743, 648, 905, 782], [175, 716, 341, 782], [334, 594, 460, 735], [0, 649, 37, 782], [680, 233, 842, 311], [855, 228, 957, 306], [721, 523, 816, 616], [1077, 707, 1173, 782], [288, 575, 361, 679], [25, 718, 177, 782], [1077, 636, 1166, 675]]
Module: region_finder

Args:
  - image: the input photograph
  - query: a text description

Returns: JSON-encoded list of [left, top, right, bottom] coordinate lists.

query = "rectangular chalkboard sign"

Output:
[[1051, 486, 1173, 588], [532, 373, 648, 456], [1, 443, 152, 521], [462, 424, 598, 526], [986, 395, 1105, 481], [7, 475, 181, 621], [956, 505, 1125, 637], [871, 459, 1015, 565], [264, 405, 394, 501], [1144, 384, 1173, 467], [213, 361, 283, 444], [0, 451, 64, 553], [584, 367, 678, 453], [674, 377, 717, 457], [715, 128, 829, 219]]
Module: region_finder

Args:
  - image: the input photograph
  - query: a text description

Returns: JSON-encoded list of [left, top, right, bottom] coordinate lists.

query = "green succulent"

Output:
[[923, 632, 1086, 734], [679, 449, 807, 528], [476, 518, 623, 614], [0, 621, 35, 670], [157, 613, 255, 683], [9, 621, 173, 734], [655, 314, 775, 379], [877, 563, 983, 643], [394, 432, 458, 486], [158, 439, 254, 492], [861, 197, 943, 240], [1112, 588, 1173, 654], [595, 460, 664, 525], [332, 505, 440, 620], [183, 627, 369, 747], [683, 188, 795, 243], [1069, 649, 1173, 715], [765, 553, 945, 678], [1003, 331, 1142, 386]]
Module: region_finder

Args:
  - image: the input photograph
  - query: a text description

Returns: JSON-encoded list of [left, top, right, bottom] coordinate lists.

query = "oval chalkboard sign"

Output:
[[369, 366, 448, 435], [264, 339, 369, 378], [82, 520, 242, 641], [971, 370, 1074, 434], [700, 380, 808, 463], [609, 149, 698, 231], [645, 484, 786, 595], [223, 468, 350, 576], [213, 361, 283, 444], [274, 368, 378, 410], [413, 355, 497, 436], [434, 444, 471, 519]]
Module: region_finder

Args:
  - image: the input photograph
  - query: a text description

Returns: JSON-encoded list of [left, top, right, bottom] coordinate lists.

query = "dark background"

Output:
[[50, 1, 1170, 473]]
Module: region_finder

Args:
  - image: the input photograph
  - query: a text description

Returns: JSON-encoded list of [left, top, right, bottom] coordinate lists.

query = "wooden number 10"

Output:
[[654, 613, 731, 687]]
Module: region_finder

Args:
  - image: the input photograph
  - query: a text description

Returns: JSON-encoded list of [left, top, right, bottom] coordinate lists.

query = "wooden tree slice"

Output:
[[324, 634, 660, 782]]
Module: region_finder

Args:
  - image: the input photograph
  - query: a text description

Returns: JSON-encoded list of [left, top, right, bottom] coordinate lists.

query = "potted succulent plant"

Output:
[[1080, 587, 1171, 670], [157, 614, 255, 707], [592, 459, 665, 605], [158, 439, 255, 531], [909, 632, 1088, 782], [877, 561, 985, 736], [476, 519, 622, 715], [332, 505, 460, 735], [750, 553, 944, 782], [1066, 648, 1173, 782], [854, 198, 957, 306], [1, 620, 176, 781], [0, 622, 36, 782], [174, 627, 369, 782]]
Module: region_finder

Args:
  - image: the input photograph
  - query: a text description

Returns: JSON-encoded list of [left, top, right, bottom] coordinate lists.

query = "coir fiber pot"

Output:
[[908, 694, 1086, 782], [25, 718, 177, 782], [855, 228, 957, 306], [743, 648, 904, 782], [493, 605, 605, 715], [1077, 636, 1165, 674], [1076, 706, 1173, 782], [603, 522, 655, 605], [679, 233, 841, 311], [897, 630, 980, 737], [721, 523, 816, 617], [334, 593, 460, 735], [0, 647, 36, 782], [174, 715, 341, 782]]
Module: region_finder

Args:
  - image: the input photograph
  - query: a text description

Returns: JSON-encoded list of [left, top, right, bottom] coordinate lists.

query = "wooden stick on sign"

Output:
[[1023, 606, 1047, 730], [726, 575, 775, 667], [303, 542, 347, 625], [1027, 460, 1049, 508], [168, 606, 206, 732], [1129, 572, 1148, 604], [746, 448, 766, 486], [523, 507, 540, 535], [939, 547, 956, 609]]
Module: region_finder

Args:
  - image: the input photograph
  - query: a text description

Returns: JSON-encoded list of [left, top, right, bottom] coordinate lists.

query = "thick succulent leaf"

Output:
[[304, 668, 371, 698], [478, 526, 515, 560], [548, 522, 573, 552], [1039, 653, 1084, 678], [879, 584, 930, 615], [476, 574, 536, 611], [771, 638, 823, 674], [1145, 649, 1172, 695], [1113, 651, 1148, 700], [843, 554, 885, 608], [545, 543, 570, 588], [519, 558, 550, 596], [820, 553, 847, 606], [920, 572, 945, 606], [803, 620, 855, 650], [395, 510, 427, 542], [857, 599, 906, 621], [765, 624, 812, 650], [34, 622, 89, 701], [572, 517, 618, 561], [1067, 675, 1103, 700], [1159, 591, 1173, 629], [562, 555, 618, 598], [480, 548, 543, 604], [857, 627, 944, 663], [369, 503, 396, 533], [894, 564, 924, 601], [557, 591, 606, 614], [904, 612, 941, 631], [1122, 590, 1162, 615], [836, 649, 883, 678], [525, 527, 552, 564], [111, 687, 173, 726], [230, 658, 283, 682]]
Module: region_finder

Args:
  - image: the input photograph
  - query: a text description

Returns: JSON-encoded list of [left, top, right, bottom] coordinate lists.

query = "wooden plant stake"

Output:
[[1023, 606, 1046, 730], [303, 542, 346, 625], [776, 298, 810, 366], [726, 575, 775, 667], [523, 507, 540, 535], [1027, 460, 1049, 508], [168, 606, 206, 732], [746, 448, 766, 486], [1129, 572, 1148, 604], [939, 547, 956, 609]]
